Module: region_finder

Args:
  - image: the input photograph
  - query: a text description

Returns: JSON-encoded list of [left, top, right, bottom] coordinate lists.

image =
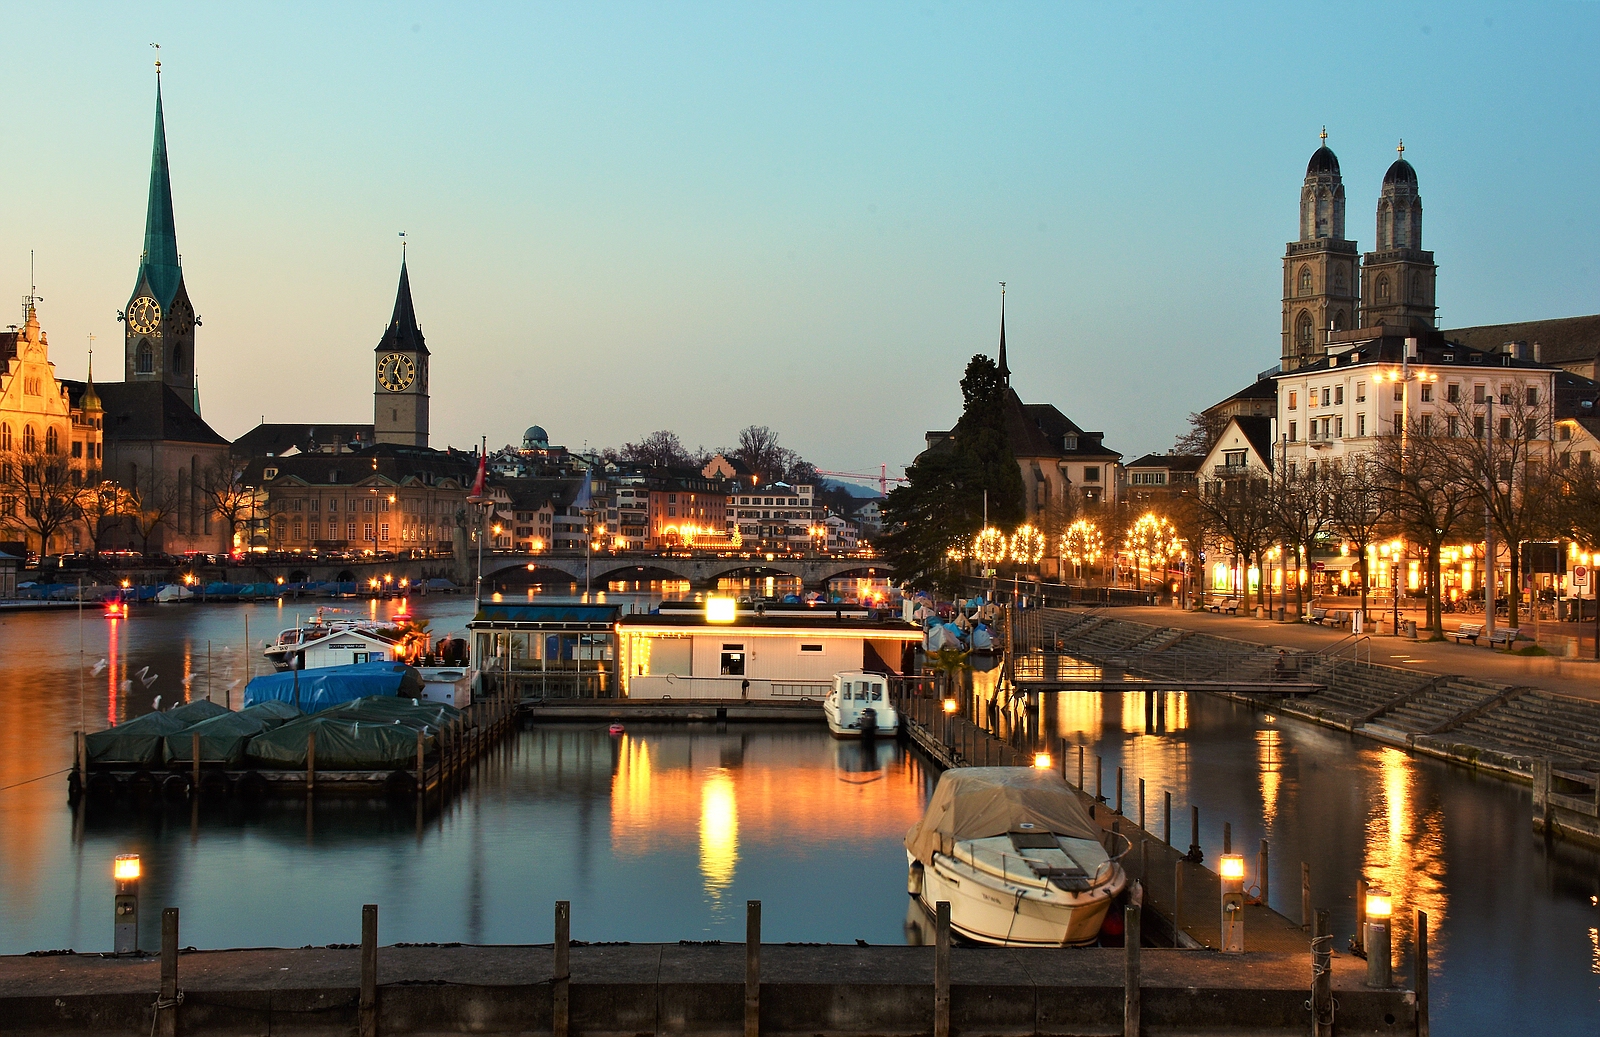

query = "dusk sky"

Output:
[[5, 3, 1597, 486]]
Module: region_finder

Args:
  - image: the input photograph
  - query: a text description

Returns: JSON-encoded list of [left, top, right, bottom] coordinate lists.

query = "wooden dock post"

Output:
[[306, 730, 316, 793], [1123, 883, 1141, 1037], [1188, 805, 1201, 860], [1095, 755, 1103, 803], [360, 904, 378, 1037], [1301, 862, 1311, 930], [554, 901, 570, 1037], [1416, 909, 1430, 1037], [1354, 878, 1367, 955], [1077, 744, 1084, 789], [1115, 767, 1123, 815], [157, 907, 179, 1037], [1164, 791, 1172, 845], [1311, 909, 1333, 1037], [1258, 839, 1269, 905], [1172, 861, 1184, 946], [745, 900, 761, 1037], [934, 901, 950, 1037], [1138, 778, 1146, 831]]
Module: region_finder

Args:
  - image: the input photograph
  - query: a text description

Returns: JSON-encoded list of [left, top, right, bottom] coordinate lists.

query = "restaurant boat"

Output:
[[904, 767, 1128, 946]]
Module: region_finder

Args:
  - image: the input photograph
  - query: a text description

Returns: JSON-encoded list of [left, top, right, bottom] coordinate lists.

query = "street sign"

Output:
[[1574, 564, 1589, 588]]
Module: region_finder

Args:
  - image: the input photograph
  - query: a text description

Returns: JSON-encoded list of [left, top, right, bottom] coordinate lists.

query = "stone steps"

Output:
[[1380, 679, 1503, 734]]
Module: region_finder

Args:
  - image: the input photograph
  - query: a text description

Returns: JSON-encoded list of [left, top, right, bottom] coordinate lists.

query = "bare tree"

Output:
[[1373, 424, 1477, 638], [1270, 466, 1335, 618], [127, 475, 180, 557], [1172, 411, 1226, 455], [201, 452, 255, 554], [1197, 474, 1276, 611], [76, 480, 137, 557], [1553, 454, 1600, 657], [735, 425, 797, 485], [621, 430, 693, 470], [1, 445, 80, 556], [1328, 461, 1394, 619]]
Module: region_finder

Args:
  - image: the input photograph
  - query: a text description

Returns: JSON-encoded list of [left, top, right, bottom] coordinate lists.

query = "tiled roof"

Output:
[[1444, 314, 1600, 365], [97, 382, 228, 446]]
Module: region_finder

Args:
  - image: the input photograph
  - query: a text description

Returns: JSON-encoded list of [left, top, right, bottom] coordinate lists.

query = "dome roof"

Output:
[[522, 425, 549, 447], [1383, 157, 1417, 187], [1305, 146, 1340, 177]]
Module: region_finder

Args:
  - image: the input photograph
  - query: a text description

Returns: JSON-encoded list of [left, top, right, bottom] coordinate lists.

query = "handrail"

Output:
[[1319, 633, 1372, 666]]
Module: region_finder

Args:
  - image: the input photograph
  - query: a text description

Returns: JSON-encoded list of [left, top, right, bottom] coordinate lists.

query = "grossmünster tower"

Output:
[[372, 257, 430, 447], [122, 70, 199, 407]]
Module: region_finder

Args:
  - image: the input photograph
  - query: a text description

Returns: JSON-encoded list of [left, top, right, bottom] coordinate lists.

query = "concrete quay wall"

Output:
[[0, 942, 1414, 1036]]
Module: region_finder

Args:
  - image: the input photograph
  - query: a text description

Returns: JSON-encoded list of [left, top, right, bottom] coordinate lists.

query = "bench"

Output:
[[1448, 623, 1483, 645], [1488, 627, 1526, 649], [1308, 607, 1330, 625], [1208, 597, 1240, 615]]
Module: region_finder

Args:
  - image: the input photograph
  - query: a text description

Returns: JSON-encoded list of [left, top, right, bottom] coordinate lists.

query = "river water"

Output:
[[0, 595, 1595, 1034]]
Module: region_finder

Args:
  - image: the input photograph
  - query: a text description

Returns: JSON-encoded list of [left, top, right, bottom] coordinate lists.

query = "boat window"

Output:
[[871, 684, 883, 700], [857, 681, 872, 700], [720, 645, 745, 676]]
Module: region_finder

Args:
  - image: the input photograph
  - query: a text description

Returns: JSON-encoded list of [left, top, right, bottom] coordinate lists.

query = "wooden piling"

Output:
[[1311, 909, 1333, 1037], [1164, 791, 1172, 845], [1077, 744, 1084, 789], [745, 900, 761, 1037], [1095, 755, 1103, 802], [306, 730, 316, 793], [1123, 883, 1141, 1037], [1172, 861, 1184, 947], [1116, 767, 1123, 815], [1416, 909, 1430, 1037], [158, 907, 178, 1037], [360, 904, 378, 1037], [1188, 805, 1200, 859], [1354, 878, 1367, 955], [933, 901, 950, 1037], [1138, 778, 1146, 831], [1258, 839, 1269, 905], [554, 901, 570, 1037]]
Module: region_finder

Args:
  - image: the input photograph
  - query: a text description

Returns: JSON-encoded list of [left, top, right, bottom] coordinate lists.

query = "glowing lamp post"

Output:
[[113, 853, 141, 955], [1364, 889, 1393, 987], [1032, 751, 1053, 770], [1219, 853, 1245, 953]]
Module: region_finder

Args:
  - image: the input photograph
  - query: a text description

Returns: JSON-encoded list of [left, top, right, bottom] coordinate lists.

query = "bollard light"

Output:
[[1032, 752, 1053, 770], [1364, 889, 1393, 988], [1219, 853, 1245, 953], [113, 853, 140, 955]]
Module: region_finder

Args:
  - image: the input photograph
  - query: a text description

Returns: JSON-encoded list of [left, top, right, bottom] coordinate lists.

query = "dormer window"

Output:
[[1063, 435, 1077, 450]]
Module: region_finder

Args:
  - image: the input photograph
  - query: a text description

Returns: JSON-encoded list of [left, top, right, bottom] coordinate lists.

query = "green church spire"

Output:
[[139, 75, 182, 307]]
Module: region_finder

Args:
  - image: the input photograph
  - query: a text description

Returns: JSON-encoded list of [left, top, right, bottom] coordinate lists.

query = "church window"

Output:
[[1356, 381, 1366, 402], [380, 523, 390, 542], [23, 425, 36, 451], [44, 428, 61, 454], [1295, 312, 1313, 349], [293, 523, 303, 541], [1376, 276, 1391, 304], [293, 499, 303, 511], [136, 340, 154, 374], [1298, 266, 1312, 296]]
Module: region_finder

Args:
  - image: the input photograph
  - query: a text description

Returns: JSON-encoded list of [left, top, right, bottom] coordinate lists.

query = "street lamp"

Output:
[[1219, 853, 1245, 953], [113, 853, 141, 955], [1364, 889, 1393, 988]]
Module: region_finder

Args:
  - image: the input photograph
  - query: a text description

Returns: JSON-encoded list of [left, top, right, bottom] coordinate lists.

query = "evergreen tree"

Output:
[[880, 355, 1024, 592]]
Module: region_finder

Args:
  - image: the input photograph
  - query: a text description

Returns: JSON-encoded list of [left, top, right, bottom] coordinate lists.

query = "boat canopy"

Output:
[[84, 699, 231, 766], [905, 767, 1101, 868], [245, 696, 461, 769], [242, 661, 425, 713]]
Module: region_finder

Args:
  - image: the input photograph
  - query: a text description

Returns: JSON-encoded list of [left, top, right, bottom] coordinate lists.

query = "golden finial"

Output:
[[1319, 126, 1327, 146], [150, 42, 161, 75], [1397, 139, 1405, 157]]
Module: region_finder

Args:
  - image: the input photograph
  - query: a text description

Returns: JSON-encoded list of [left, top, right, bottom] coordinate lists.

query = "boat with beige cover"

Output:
[[904, 767, 1128, 946]]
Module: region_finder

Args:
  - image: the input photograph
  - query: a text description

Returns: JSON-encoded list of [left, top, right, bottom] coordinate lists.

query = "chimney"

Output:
[[1533, 342, 1543, 363]]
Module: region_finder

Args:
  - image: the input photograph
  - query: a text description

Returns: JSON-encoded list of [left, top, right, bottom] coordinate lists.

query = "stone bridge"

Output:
[[226, 552, 887, 592]]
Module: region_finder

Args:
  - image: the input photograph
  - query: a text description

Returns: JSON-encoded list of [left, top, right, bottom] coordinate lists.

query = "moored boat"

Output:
[[824, 670, 898, 738], [904, 767, 1127, 946]]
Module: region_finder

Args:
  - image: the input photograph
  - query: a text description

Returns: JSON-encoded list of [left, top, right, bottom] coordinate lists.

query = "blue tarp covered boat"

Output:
[[241, 661, 426, 714]]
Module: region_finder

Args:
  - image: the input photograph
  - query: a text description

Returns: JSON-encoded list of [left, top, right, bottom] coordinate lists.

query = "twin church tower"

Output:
[[1280, 130, 1436, 373], [120, 71, 430, 446]]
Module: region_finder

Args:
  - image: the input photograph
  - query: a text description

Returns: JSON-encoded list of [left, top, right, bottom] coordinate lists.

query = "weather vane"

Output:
[[399, 230, 407, 258], [151, 42, 161, 75]]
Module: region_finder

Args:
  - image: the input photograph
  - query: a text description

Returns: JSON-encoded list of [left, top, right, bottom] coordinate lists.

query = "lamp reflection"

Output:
[[1363, 747, 1447, 952], [699, 771, 739, 901]]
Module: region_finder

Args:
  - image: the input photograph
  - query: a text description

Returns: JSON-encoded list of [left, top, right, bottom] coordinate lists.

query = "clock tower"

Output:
[[123, 71, 200, 409], [373, 257, 430, 447]]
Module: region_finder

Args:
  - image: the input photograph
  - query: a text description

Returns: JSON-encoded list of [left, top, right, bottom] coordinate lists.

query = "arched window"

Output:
[[1299, 266, 1313, 296], [136, 340, 154, 374], [1410, 274, 1423, 302], [45, 427, 59, 455], [1332, 310, 1347, 333], [1376, 276, 1391, 304], [1334, 267, 1346, 290], [23, 424, 37, 451], [1295, 311, 1314, 349], [171, 344, 184, 374], [0, 423, 9, 450]]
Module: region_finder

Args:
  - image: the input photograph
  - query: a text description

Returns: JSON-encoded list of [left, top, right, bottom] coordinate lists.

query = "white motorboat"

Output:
[[824, 670, 898, 738], [904, 767, 1128, 946], [264, 609, 394, 671]]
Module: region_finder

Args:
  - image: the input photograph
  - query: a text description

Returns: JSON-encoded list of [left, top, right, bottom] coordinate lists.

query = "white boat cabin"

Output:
[[825, 670, 897, 736], [276, 629, 399, 671]]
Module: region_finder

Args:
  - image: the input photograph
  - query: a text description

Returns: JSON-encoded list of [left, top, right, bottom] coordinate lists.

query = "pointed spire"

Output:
[[376, 256, 429, 355], [83, 341, 102, 412], [997, 282, 1010, 385], [139, 72, 182, 307]]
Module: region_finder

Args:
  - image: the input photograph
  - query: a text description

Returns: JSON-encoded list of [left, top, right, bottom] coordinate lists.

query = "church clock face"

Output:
[[127, 296, 162, 335], [378, 352, 416, 392]]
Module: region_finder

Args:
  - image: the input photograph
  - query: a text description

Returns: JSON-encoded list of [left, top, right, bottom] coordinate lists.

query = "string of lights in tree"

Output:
[[1010, 524, 1046, 565], [1123, 513, 1183, 563], [1061, 519, 1104, 564]]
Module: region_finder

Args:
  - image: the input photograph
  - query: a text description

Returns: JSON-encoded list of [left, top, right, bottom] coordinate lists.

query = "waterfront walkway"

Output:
[[1115, 603, 1600, 703]]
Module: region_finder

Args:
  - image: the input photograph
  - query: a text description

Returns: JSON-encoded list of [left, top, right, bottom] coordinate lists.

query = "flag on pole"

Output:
[[467, 453, 487, 502], [573, 466, 594, 512]]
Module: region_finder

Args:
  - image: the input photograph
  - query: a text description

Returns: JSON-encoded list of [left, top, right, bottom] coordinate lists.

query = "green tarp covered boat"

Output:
[[245, 697, 462, 769], [162, 701, 303, 765], [85, 699, 232, 766]]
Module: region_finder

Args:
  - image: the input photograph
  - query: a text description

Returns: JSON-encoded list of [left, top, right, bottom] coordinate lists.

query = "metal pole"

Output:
[[1122, 884, 1141, 1037], [1138, 778, 1146, 831], [1485, 396, 1496, 642], [1222, 821, 1230, 855], [1095, 755, 1103, 803], [554, 901, 570, 1037], [1116, 767, 1123, 815], [1258, 839, 1269, 906], [360, 904, 378, 1037], [1416, 909, 1430, 1037], [1172, 862, 1184, 947], [158, 908, 179, 1037], [1077, 745, 1084, 789], [933, 901, 951, 1037], [1164, 791, 1172, 845], [1188, 805, 1201, 861]]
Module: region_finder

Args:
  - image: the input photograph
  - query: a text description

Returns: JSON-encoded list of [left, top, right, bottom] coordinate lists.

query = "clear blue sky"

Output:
[[5, 2, 1597, 480]]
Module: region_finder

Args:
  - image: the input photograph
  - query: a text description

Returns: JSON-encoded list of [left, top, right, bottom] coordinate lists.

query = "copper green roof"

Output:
[[137, 80, 182, 308]]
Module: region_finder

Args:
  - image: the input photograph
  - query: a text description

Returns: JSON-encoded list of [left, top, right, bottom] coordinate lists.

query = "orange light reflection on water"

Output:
[[1363, 746, 1448, 957]]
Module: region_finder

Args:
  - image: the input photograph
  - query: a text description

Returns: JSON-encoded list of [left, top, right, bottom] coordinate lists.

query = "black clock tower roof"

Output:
[[376, 258, 428, 356]]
